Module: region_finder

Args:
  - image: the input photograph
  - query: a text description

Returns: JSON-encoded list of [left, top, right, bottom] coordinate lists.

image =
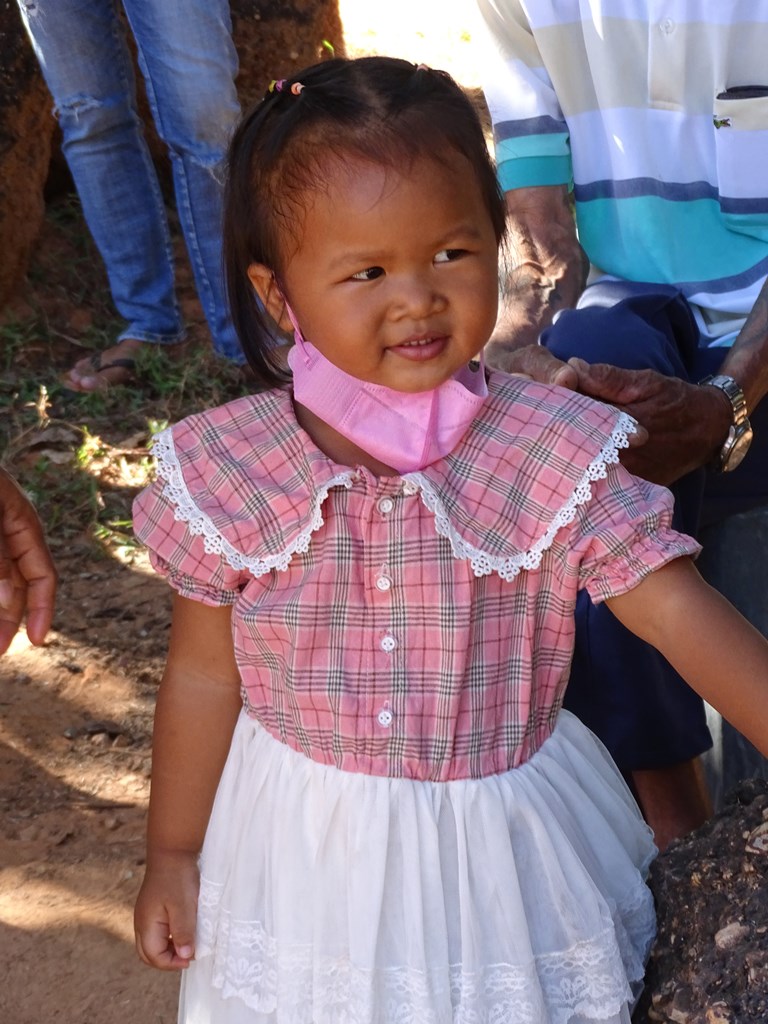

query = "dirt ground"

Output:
[[0, 5, 480, 1023]]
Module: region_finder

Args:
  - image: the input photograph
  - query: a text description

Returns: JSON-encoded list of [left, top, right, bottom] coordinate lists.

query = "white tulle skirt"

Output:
[[179, 710, 656, 1024]]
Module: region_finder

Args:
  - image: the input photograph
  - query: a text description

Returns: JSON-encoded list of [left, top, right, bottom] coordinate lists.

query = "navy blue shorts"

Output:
[[541, 281, 768, 772]]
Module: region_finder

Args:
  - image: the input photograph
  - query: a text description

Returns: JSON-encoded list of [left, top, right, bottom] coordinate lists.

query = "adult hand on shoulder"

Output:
[[483, 345, 651, 453], [485, 337, 582, 389], [0, 468, 57, 655], [571, 360, 733, 485]]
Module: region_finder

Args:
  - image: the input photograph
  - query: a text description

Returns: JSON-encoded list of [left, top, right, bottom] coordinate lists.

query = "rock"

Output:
[[635, 780, 768, 1023], [745, 820, 768, 853], [714, 922, 750, 951], [705, 1004, 733, 1024], [667, 986, 693, 1023], [0, 1, 54, 306], [744, 950, 768, 989]]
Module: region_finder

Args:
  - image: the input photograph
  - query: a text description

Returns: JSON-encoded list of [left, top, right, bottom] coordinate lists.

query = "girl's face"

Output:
[[251, 152, 500, 393]]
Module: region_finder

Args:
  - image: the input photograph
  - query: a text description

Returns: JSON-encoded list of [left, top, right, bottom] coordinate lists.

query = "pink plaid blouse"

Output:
[[133, 373, 700, 782]]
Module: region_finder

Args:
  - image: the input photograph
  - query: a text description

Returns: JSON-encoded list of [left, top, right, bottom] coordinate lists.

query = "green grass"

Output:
[[0, 192, 252, 559], [1, 340, 250, 556]]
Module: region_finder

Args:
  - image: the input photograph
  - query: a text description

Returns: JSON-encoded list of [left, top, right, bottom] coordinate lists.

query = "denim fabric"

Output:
[[17, 0, 244, 361]]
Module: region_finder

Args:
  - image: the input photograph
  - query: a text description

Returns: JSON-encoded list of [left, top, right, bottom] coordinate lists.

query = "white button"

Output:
[[380, 634, 397, 653], [375, 575, 392, 592], [378, 497, 395, 514], [660, 17, 674, 33], [377, 708, 393, 727]]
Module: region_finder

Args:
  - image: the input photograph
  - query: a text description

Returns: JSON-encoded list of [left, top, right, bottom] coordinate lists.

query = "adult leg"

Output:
[[16, 0, 184, 388], [542, 283, 713, 848], [123, 0, 244, 363]]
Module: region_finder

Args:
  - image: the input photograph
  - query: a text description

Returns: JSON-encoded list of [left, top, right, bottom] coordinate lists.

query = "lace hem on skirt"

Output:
[[181, 710, 657, 1024]]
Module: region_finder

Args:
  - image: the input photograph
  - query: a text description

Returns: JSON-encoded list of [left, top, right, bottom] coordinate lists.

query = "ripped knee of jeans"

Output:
[[54, 95, 101, 120], [54, 93, 136, 141], [204, 156, 228, 188], [167, 140, 230, 186], [158, 102, 238, 186]]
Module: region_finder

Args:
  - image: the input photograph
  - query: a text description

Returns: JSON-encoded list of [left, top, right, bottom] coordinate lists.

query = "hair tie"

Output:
[[415, 63, 430, 71], [266, 78, 304, 96]]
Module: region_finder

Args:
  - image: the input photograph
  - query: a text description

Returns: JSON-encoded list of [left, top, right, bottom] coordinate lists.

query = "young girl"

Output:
[[132, 57, 768, 1024]]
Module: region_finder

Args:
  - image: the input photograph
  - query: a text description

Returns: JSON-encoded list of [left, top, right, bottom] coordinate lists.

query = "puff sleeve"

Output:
[[566, 461, 701, 603], [133, 462, 247, 608]]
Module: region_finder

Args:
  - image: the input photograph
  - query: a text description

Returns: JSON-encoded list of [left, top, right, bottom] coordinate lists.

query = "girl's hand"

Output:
[[134, 598, 242, 971], [134, 849, 200, 970]]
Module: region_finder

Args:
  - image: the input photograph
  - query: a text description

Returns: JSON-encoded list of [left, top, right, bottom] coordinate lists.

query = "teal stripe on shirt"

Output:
[[577, 195, 768, 292], [499, 133, 573, 162], [498, 155, 573, 190], [495, 133, 571, 184], [495, 133, 570, 162]]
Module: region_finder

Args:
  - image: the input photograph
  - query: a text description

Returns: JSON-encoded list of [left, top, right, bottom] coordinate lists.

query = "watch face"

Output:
[[721, 426, 754, 471]]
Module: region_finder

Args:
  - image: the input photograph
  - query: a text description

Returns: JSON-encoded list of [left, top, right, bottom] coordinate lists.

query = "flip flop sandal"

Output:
[[63, 350, 138, 392]]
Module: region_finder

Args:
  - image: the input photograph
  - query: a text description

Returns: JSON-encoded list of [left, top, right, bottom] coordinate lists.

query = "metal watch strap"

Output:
[[699, 374, 753, 471]]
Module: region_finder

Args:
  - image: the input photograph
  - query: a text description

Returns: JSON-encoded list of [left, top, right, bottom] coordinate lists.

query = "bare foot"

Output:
[[65, 339, 148, 392]]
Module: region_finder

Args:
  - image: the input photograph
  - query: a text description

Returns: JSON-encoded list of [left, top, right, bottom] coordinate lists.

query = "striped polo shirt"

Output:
[[475, 0, 768, 336]]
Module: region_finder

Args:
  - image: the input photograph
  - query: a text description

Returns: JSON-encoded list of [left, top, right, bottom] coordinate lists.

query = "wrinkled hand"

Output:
[[485, 339, 582, 389], [135, 849, 200, 971], [572, 359, 732, 485], [484, 345, 650, 453], [0, 469, 57, 655]]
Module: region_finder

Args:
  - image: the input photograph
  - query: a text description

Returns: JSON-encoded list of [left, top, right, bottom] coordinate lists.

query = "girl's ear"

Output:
[[247, 264, 292, 331]]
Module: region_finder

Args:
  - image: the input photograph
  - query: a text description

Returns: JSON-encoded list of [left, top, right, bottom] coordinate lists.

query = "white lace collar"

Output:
[[149, 376, 636, 582]]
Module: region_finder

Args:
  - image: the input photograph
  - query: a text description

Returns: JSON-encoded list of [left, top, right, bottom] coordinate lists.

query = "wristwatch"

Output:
[[699, 374, 753, 472]]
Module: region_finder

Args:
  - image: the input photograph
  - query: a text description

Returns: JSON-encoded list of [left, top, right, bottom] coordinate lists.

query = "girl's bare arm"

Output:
[[606, 557, 768, 758], [134, 593, 242, 970]]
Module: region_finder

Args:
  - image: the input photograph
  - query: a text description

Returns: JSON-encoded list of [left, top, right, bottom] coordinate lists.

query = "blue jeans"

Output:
[[17, 0, 244, 362]]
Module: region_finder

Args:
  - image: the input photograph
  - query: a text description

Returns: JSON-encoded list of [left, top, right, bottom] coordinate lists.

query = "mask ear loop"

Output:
[[273, 279, 311, 367]]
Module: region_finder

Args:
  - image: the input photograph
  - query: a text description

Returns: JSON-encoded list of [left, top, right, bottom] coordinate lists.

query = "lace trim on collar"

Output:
[[405, 412, 636, 580], [152, 412, 635, 582], [152, 429, 355, 578]]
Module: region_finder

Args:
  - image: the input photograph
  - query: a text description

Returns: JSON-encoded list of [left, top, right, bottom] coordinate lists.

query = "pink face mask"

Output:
[[285, 306, 488, 473]]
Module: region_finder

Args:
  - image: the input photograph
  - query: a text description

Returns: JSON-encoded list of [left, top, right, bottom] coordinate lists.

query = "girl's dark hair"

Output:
[[223, 56, 507, 387]]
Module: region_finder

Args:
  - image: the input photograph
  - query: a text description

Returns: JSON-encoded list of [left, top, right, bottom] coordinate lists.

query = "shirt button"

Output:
[[377, 708, 393, 727], [660, 17, 675, 33], [375, 575, 392, 592], [380, 634, 397, 653], [378, 497, 395, 515]]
